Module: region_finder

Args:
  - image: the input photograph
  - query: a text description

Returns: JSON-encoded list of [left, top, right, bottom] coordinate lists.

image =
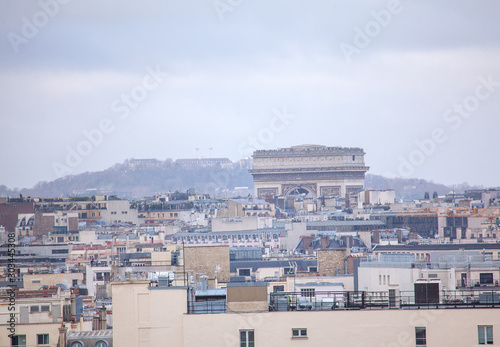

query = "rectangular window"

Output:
[[415, 327, 426, 346], [37, 334, 49, 345], [283, 267, 294, 275], [478, 325, 493, 345], [238, 268, 251, 276], [292, 328, 307, 338], [308, 266, 317, 272], [428, 274, 438, 278], [273, 285, 284, 292], [301, 288, 315, 298], [32, 280, 41, 283], [30, 306, 40, 313], [480, 273, 494, 284], [52, 249, 69, 254], [40, 305, 50, 312], [11, 335, 26, 347], [240, 329, 254, 347]]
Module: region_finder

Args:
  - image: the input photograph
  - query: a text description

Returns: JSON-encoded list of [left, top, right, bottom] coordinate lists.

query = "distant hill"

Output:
[[365, 174, 455, 201], [0, 159, 483, 200], [0, 159, 253, 199]]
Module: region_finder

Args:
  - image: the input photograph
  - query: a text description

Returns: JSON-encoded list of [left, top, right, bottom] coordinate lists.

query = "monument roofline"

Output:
[[253, 145, 365, 157]]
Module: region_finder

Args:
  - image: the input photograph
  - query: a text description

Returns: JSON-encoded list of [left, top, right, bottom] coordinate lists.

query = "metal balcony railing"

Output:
[[268, 289, 500, 312]]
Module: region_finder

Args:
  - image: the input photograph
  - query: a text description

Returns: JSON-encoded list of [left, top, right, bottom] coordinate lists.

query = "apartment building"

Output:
[[112, 280, 500, 346]]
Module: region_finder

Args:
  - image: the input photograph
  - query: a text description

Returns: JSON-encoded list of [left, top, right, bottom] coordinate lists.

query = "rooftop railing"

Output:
[[268, 289, 500, 312]]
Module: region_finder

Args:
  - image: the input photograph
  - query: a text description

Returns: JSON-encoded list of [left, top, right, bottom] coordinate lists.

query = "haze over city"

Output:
[[1, 1, 500, 189]]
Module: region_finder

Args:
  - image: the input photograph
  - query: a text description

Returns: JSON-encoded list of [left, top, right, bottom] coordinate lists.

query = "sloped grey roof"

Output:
[[230, 259, 317, 272]]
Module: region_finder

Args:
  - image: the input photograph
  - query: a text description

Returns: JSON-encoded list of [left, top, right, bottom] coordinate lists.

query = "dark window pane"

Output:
[[415, 327, 426, 345]]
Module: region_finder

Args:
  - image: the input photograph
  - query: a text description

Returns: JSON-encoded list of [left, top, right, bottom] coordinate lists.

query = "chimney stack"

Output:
[[58, 324, 68, 347]]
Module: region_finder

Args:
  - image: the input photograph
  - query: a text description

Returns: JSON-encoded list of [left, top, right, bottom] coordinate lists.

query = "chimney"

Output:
[[320, 235, 329, 249], [92, 315, 99, 331], [70, 289, 76, 323], [396, 229, 403, 243], [99, 307, 107, 330], [58, 324, 68, 347], [341, 236, 353, 249], [301, 236, 314, 252]]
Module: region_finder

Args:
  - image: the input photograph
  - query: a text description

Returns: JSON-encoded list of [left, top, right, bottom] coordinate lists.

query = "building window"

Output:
[[40, 305, 50, 312], [240, 329, 254, 347], [70, 342, 84, 347], [308, 267, 317, 273], [11, 335, 26, 347], [292, 328, 307, 338], [300, 288, 315, 298], [415, 327, 426, 346], [283, 267, 294, 275], [30, 305, 40, 313], [480, 273, 494, 284], [37, 334, 49, 345], [73, 279, 78, 286], [478, 325, 493, 345], [95, 341, 108, 347], [238, 269, 251, 276]]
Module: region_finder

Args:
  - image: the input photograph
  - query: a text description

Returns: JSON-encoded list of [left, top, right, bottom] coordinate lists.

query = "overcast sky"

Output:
[[1, 0, 499, 189]]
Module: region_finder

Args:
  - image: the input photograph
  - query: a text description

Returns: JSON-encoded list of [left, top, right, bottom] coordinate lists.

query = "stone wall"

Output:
[[317, 248, 350, 276], [184, 245, 230, 285]]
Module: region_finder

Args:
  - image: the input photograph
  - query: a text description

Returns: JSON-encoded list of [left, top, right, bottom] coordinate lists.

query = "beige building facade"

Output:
[[112, 281, 500, 347]]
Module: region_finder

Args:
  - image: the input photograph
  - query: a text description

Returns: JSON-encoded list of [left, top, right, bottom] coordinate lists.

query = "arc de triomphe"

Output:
[[249, 144, 369, 200]]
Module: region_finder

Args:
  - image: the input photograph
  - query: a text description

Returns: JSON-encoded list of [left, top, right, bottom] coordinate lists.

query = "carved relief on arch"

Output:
[[320, 186, 341, 198], [257, 188, 279, 199], [281, 183, 317, 196]]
